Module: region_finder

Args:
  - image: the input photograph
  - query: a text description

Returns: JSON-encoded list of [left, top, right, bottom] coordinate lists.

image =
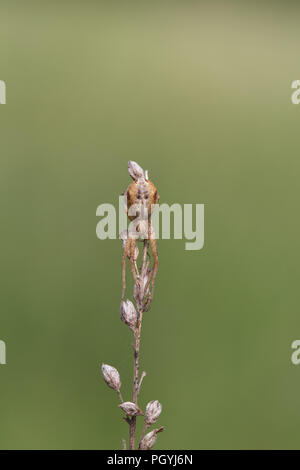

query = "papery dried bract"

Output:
[[120, 300, 137, 330], [119, 401, 143, 416], [139, 427, 164, 450], [145, 400, 162, 425], [128, 161, 144, 181], [101, 363, 121, 392]]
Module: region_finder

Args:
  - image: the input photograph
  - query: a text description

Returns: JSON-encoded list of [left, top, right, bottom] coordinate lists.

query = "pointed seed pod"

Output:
[[145, 400, 162, 425], [128, 161, 144, 181], [119, 401, 143, 417], [120, 300, 137, 330], [139, 427, 164, 450], [134, 269, 150, 301], [101, 363, 121, 392]]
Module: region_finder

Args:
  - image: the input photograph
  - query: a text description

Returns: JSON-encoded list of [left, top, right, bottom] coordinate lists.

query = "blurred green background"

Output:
[[1, 0, 300, 449]]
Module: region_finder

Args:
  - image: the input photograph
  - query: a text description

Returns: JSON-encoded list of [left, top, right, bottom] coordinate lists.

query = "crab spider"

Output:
[[121, 161, 159, 310]]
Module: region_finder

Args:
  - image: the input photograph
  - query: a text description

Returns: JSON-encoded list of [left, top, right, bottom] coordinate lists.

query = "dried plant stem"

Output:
[[129, 324, 140, 449], [101, 162, 164, 451], [129, 240, 148, 450], [139, 423, 149, 443]]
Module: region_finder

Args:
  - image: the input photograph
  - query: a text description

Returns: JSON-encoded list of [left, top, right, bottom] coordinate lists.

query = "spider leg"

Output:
[[144, 235, 159, 310], [150, 237, 159, 297], [129, 238, 138, 289], [122, 238, 131, 300], [134, 260, 139, 277], [143, 221, 153, 294]]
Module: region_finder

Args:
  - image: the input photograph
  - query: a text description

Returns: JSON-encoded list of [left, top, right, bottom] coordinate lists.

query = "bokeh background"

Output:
[[0, 0, 300, 449]]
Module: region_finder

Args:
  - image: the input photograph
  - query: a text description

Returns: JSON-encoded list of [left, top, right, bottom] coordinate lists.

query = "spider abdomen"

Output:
[[126, 180, 159, 221]]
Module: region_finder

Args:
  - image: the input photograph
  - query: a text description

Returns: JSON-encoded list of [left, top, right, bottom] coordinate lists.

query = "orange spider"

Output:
[[121, 161, 159, 308]]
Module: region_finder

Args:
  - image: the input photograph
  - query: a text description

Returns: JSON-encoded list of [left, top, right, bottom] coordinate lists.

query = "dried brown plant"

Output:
[[101, 161, 164, 450]]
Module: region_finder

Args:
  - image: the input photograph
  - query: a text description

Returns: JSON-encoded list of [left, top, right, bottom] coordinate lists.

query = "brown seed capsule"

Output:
[[101, 363, 121, 392], [145, 400, 162, 425], [120, 300, 137, 331], [128, 161, 144, 181], [119, 401, 143, 417], [139, 427, 164, 450]]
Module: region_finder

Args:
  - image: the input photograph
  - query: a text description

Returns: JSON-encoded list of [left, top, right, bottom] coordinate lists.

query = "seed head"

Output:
[[120, 300, 137, 331], [119, 401, 143, 417], [145, 400, 162, 425], [128, 161, 144, 181], [139, 427, 164, 450], [101, 363, 121, 392]]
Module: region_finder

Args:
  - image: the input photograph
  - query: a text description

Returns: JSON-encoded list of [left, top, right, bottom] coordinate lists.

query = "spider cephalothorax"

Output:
[[121, 161, 159, 309]]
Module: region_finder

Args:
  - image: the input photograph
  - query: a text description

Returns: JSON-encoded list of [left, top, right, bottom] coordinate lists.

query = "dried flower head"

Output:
[[139, 427, 164, 450], [119, 401, 144, 417], [101, 363, 121, 392], [145, 400, 162, 426], [120, 300, 137, 330], [101, 161, 164, 450], [128, 160, 144, 181]]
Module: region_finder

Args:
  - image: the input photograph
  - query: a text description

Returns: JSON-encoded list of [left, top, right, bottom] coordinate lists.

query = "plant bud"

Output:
[[145, 400, 162, 425], [119, 401, 143, 416], [101, 363, 121, 392], [120, 300, 137, 330], [128, 161, 144, 181], [139, 427, 164, 450]]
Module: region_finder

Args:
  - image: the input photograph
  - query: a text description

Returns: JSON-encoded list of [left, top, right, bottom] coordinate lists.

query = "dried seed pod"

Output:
[[128, 161, 144, 181], [119, 401, 143, 417], [101, 363, 121, 392], [134, 269, 151, 301], [145, 400, 162, 425], [120, 300, 137, 330], [139, 427, 164, 450]]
